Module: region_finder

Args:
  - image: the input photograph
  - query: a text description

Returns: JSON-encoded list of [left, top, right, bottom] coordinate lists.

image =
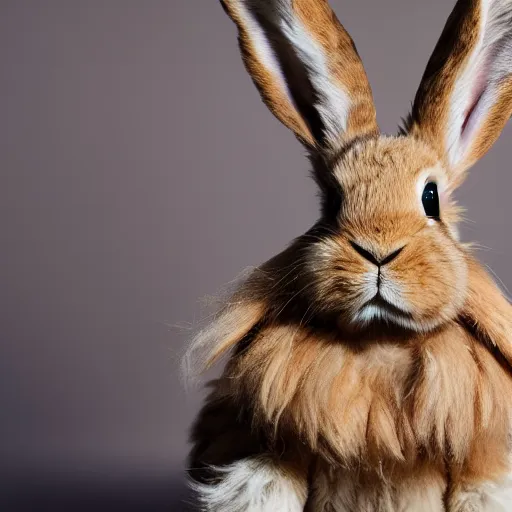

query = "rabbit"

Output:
[[184, 0, 512, 510]]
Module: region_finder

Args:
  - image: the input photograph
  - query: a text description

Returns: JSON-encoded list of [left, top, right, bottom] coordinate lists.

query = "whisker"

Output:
[[274, 282, 317, 319], [483, 263, 510, 296]]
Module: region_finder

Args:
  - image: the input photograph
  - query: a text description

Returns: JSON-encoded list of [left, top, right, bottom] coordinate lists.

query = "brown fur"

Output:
[[187, 0, 512, 509], [191, 253, 512, 486], [187, 258, 512, 510], [292, 0, 379, 141], [407, 0, 512, 183], [221, 0, 378, 151], [186, 137, 512, 508], [468, 76, 512, 170], [220, 0, 315, 146], [407, 0, 482, 171]]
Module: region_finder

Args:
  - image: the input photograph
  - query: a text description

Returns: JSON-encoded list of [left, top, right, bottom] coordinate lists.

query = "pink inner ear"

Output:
[[461, 55, 490, 139], [461, 89, 485, 135]]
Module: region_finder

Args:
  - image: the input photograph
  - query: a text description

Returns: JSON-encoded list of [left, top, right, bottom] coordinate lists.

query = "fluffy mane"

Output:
[[185, 245, 512, 483]]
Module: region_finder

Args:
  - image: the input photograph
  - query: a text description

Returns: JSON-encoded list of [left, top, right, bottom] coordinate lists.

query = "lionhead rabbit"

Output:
[[185, 0, 512, 510]]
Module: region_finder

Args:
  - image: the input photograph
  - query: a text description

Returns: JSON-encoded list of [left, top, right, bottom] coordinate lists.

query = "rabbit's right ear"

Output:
[[406, 0, 512, 185], [220, 0, 379, 154]]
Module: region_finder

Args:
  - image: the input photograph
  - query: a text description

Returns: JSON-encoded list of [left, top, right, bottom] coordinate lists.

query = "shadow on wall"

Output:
[[2, 476, 192, 512]]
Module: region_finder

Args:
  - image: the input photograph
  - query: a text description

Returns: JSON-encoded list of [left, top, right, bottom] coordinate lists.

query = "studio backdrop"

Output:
[[1, 1, 511, 509]]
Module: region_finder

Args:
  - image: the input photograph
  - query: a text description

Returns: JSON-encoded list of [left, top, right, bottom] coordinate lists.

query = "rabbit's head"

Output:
[[212, 0, 512, 334]]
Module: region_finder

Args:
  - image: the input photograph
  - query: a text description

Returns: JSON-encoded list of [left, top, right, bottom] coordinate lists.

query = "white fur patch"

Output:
[[450, 475, 512, 512], [235, 0, 352, 144], [190, 456, 307, 512], [278, 8, 351, 142], [309, 467, 446, 511], [379, 276, 411, 312], [462, 454, 512, 511], [235, 2, 295, 109], [352, 303, 429, 331]]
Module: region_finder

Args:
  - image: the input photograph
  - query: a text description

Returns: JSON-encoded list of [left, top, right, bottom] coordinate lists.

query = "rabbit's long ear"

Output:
[[406, 0, 512, 184], [221, 0, 379, 153]]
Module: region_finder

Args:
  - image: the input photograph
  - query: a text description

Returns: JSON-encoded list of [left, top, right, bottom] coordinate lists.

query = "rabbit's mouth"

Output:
[[370, 294, 411, 317], [352, 294, 414, 329]]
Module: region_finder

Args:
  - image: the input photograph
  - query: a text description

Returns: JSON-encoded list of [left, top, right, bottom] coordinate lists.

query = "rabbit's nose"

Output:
[[350, 241, 404, 266]]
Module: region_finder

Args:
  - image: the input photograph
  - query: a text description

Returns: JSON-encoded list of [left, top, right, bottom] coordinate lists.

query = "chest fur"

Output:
[[227, 321, 512, 481]]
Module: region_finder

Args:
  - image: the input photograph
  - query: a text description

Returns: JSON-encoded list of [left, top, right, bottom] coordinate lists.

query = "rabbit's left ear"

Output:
[[406, 0, 512, 185]]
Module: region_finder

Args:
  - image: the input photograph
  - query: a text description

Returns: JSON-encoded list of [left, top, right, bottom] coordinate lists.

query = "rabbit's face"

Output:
[[217, 0, 512, 334], [305, 137, 467, 332]]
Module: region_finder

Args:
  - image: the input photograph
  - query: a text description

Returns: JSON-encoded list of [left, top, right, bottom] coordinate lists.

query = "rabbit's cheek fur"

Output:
[[393, 228, 468, 328]]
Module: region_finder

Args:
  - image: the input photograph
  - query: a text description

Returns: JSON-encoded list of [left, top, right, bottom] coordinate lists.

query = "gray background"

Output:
[[1, 0, 511, 509]]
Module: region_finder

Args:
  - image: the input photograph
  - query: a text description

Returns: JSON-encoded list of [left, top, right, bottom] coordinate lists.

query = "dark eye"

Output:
[[422, 181, 440, 219]]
